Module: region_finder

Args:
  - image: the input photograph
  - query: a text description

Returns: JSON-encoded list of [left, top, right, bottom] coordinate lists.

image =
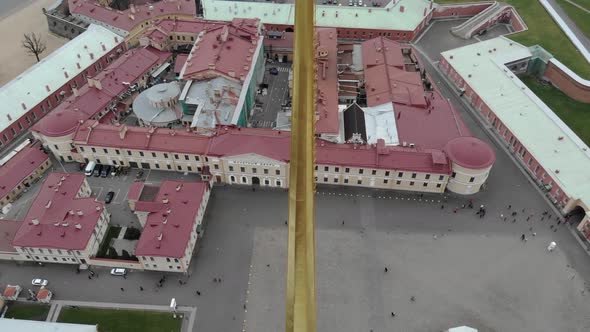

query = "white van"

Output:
[[84, 161, 96, 176]]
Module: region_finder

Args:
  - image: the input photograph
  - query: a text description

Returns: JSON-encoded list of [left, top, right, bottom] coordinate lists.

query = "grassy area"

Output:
[[521, 75, 590, 145], [95, 226, 121, 258], [4, 303, 50, 321], [58, 307, 182, 332], [556, 0, 590, 39], [435, 0, 590, 79]]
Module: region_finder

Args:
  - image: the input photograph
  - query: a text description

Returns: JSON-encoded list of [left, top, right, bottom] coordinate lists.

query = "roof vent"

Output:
[[45, 200, 52, 209], [175, 184, 182, 191], [75, 223, 82, 230], [162, 198, 169, 204], [76, 210, 84, 216], [61, 222, 69, 227], [558, 136, 564, 140]]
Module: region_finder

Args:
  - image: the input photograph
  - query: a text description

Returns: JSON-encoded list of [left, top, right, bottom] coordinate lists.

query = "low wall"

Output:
[[88, 257, 143, 270], [543, 60, 590, 103], [433, 2, 494, 19]]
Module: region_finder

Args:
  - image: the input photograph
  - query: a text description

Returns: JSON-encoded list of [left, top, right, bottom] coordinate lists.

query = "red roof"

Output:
[[174, 54, 189, 73], [316, 140, 451, 174], [32, 48, 171, 137], [0, 220, 21, 253], [69, 0, 196, 33], [3, 285, 18, 298], [36, 288, 51, 300], [74, 120, 210, 155], [208, 126, 291, 161], [12, 173, 106, 250], [127, 182, 145, 202], [134, 181, 208, 258], [181, 20, 261, 81], [0, 144, 49, 200], [315, 28, 339, 135], [444, 136, 496, 169]]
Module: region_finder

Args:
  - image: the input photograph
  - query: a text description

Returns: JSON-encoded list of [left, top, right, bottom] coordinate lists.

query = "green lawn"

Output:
[[4, 303, 50, 321], [435, 0, 590, 79], [521, 75, 590, 145], [556, 0, 590, 39], [58, 307, 182, 332]]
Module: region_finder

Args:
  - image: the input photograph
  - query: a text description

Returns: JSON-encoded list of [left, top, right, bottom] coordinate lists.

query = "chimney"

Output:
[[45, 85, 50, 92], [101, 44, 106, 51], [162, 198, 169, 204], [119, 125, 128, 139], [64, 71, 69, 79], [77, 62, 81, 69], [76, 210, 84, 216]]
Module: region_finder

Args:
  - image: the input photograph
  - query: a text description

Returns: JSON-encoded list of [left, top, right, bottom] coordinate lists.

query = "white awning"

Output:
[[151, 62, 170, 78]]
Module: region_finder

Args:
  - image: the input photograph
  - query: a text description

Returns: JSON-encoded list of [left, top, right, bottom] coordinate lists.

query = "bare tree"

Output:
[[22, 33, 47, 62]]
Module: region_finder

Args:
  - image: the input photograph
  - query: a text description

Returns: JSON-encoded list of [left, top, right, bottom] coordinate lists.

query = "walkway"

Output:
[[542, 0, 590, 62]]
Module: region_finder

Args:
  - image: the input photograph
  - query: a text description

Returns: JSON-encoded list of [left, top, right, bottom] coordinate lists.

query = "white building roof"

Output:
[[441, 37, 590, 208], [0, 24, 121, 135], [202, 0, 432, 31], [364, 103, 399, 145], [0, 319, 97, 332]]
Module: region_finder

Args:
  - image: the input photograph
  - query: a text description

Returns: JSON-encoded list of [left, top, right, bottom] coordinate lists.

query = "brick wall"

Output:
[[543, 61, 590, 103], [432, 2, 493, 19]]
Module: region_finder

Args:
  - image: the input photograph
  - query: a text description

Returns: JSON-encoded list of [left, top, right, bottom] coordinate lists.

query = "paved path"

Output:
[[544, 0, 590, 56]]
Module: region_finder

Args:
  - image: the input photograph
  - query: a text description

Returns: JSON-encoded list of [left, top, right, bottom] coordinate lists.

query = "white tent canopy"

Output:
[[448, 326, 478, 332]]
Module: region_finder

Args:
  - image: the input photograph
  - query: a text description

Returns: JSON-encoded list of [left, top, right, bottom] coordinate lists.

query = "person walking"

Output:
[[384, 267, 388, 273], [521, 234, 526, 241], [140, 286, 144, 291], [120, 287, 125, 292], [196, 290, 201, 296]]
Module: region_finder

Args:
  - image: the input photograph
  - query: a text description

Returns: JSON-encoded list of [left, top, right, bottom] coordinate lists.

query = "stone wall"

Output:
[[44, 1, 89, 40]]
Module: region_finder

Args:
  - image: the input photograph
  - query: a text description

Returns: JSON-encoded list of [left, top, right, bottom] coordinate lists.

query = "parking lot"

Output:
[[249, 62, 291, 129]]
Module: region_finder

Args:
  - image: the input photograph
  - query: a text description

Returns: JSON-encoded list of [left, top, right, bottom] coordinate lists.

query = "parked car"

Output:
[[110, 268, 127, 276], [100, 165, 111, 178], [105, 191, 115, 204], [85, 161, 96, 176], [31, 278, 48, 286], [93, 164, 103, 177], [269, 67, 279, 75]]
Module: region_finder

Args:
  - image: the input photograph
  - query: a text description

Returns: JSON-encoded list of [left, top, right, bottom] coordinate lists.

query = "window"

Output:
[[150, 257, 155, 261], [357, 179, 362, 185], [17, 122, 23, 130], [439, 175, 444, 181], [264, 169, 268, 174], [324, 177, 328, 182], [167, 258, 171, 262], [164, 153, 169, 158], [411, 173, 417, 179], [229, 166, 234, 172], [230, 176, 236, 183], [398, 172, 403, 177], [264, 179, 269, 185], [315, 165, 318, 171], [139, 151, 144, 157], [195, 156, 200, 161], [178, 165, 182, 171], [184, 155, 189, 161], [527, 158, 533, 166], [91, 147, 96, 153], [276, 170, 280, 175], [152, 152, 157, 158], [469, 177, 475, 183], [174, 154, 179, 160], [425, 174, 431, 180], [334, 178, 338, 183], [359, 169, 364, 174], [324, 166, 329, 171], [344, 178, 349, 184], [385, 171, 390, 176], [96, 159, 101, 164], [396, 180, 401, 185], [214, 164, 219, 170], [451, 172, 456, 178], [410, 181, 415, 186], [242, 177, 247, 183], [187, 166, 192, 171], [240, 167, 245, 172], [436, 183, 442, 188], [252, 167, 256, 173], [276, 180, 281, 186], [423, 182, 428, 187], [335, 167, 339, 172], [25, 116, 30, 124], [345, 168, 350, 173], [54, 145, 59, 150], [372, 170, 377, 175], [127, 150, 132, 156], [155, 163, 160, 169], [534, 165, 539, 174], [114, 149, 119, 155], [384, 179, 388, 184]]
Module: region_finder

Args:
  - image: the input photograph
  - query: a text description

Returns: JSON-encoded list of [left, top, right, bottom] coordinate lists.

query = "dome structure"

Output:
[[444, 136, 495, 170], [132, 82, 183, 128], [35, 109, 85, 137]]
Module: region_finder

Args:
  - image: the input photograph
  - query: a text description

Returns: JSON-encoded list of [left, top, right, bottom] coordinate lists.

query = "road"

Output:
[[546, 0, 590, 52]]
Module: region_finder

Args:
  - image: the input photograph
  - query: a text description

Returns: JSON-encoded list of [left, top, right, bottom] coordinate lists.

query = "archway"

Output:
[[252, 177, 260, 185], [285, 27, 294, 32], [282, 55, 288, 63]]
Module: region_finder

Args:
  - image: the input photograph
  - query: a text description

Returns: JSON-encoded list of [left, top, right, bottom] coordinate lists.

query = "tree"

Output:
[[22, 33, 47, 62]]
